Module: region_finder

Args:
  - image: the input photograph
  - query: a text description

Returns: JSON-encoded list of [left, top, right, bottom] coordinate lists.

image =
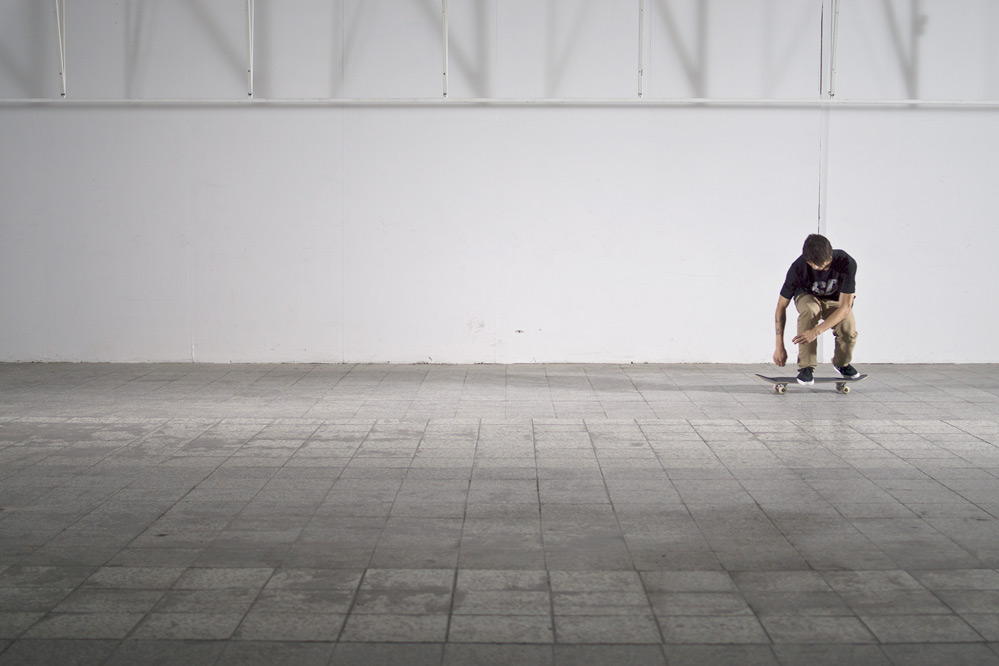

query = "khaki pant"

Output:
[[795, 294, 858, 369]]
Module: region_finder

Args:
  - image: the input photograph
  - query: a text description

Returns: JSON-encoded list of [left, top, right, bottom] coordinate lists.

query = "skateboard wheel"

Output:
[[776, 384, 786, 395], [837, 383, 850, 394]]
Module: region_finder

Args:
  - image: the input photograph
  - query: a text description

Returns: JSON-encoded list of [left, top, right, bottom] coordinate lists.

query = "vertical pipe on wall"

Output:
[[246, 0, 255, 97], [54, 0, 66, 97], [828, 0, 840, 97], [817, 109, 830, 234], [816, 0, 835, 364], [817, 0, 834, 237], [442, 0, 449, 97], [638, 0, 645, 98]]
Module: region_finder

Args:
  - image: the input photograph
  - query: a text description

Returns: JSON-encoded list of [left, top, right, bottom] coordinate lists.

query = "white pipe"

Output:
[[442, 0, 449, 98], [638, 0, 645, 98], [55, 0, 66, 97], [3, 97, 999, 108], [246, 0, 254, 97], [828, 0, 841, 97]]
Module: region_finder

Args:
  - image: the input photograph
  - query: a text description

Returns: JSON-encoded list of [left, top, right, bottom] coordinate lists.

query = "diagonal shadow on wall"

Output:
[[124, 0, 158, 98], [544, 0, 598, 97], [881, 0, 927, 98], [760, 0, 817, 97], [342, 0, 491, 98], [0, 0, 56, 98], [123, 0, 246, 98], [654, 0, 709, 97]]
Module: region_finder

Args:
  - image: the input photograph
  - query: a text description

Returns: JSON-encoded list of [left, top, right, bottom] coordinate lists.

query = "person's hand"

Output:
[[792, 328, 820, 345], [773, 347, 788, 367]]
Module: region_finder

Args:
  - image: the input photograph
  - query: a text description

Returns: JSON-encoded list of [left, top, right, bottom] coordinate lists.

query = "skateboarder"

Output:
[[773, 234, 859, 385]]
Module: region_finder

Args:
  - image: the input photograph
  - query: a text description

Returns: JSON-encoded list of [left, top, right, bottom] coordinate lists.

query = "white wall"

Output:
[[1, 0, 997, 363]]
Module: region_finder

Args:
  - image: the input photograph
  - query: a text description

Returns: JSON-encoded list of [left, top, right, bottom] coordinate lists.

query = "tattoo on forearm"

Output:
[[775, 315, 785, 336]]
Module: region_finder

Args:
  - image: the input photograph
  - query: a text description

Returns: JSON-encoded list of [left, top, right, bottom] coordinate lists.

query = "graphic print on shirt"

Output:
[[810, 279, 839, 297]]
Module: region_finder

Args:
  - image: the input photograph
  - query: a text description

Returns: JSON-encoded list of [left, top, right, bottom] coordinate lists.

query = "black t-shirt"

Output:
[[780, 249, 857, 301]]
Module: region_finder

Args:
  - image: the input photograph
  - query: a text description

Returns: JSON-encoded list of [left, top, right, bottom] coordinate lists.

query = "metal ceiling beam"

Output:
[[442, 0, 449, 98], [246, 0, 255, 97], [4, 97, 999, 108], [54, 0, 66, 97], [638, 0, 645, 98], [828, 0, 841, 97]]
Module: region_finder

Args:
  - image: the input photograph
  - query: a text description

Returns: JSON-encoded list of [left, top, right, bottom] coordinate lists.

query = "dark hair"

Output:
[[802, 234, 833, 266]]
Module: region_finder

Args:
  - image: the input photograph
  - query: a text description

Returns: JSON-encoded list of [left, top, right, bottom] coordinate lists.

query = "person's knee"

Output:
[[835, 328, 858, 343], [835, 316, 858, 340], [795, 296, 822, 319]]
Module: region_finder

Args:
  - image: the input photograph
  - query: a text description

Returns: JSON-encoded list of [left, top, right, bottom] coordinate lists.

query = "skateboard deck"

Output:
[[755, 373, 868, 395]]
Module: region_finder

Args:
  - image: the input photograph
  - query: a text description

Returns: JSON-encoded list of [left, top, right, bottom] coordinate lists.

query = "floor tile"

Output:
[[553, 644, 666, 665], [233, 611, 344, 641], [102, 640, 227, 666], [215, 641, 335, 666], [861, 614, 983, 643], [657, 614, 770, 644], [554, 614, 661, 644], [445, 644, 553, 666], [23, 613, 143, 639], [340, 613, 449, 642], [0, 639, 120, 666], [448, 615, 554, 643], [333, 643, 444, 666], [662, 644, 779, 666], [770, 644, 891, 666], [880, 643, 999, 666], [759, 615, 876, 643], [130, 612, 245, 640]]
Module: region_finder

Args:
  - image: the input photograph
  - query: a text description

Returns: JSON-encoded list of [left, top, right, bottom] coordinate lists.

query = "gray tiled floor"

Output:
[[1, 363, 999, 665]]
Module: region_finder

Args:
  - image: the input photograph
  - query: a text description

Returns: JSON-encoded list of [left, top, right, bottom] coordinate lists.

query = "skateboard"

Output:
[[755, 373, 868, 395]]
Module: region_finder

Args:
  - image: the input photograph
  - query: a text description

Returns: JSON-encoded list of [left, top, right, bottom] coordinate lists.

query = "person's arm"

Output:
[[792, 293, 855, 345], [773, 295, 791, 366]]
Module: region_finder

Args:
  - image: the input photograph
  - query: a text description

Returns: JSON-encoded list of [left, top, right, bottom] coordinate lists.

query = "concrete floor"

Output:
[[1, 363, 999, 665]]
